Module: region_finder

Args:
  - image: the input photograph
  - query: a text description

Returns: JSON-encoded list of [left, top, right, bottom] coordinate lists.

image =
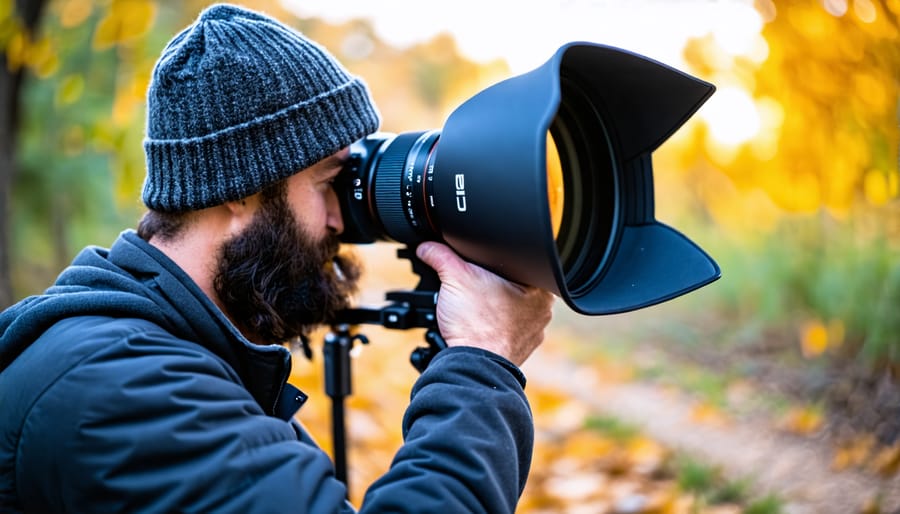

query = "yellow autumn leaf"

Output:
[[865, 169, 897, 206], [527, 387, 572, 418], [59, 0, 93, 28], [868, 444, 900, 477], [111, 77, 144, 126], [31, 47, 58, 77], [4, 27, 58, 77], [859, 495, 882, 514], [4, 27, 26, 71], [93, 0, 157, 50], [56, 74, 85, 106], [831, 447, 854, 471], [800, 320, 829, 358], [689, 401, 728, 426], [665, 495, 701, 514], [625, 436, 669, 475], [561, 431, 618, 462], [779, 405, 823, 435], [832, 435, 876, 471], [854, 71, 890, 111]]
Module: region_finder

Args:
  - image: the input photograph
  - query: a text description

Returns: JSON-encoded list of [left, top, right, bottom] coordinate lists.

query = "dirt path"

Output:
[[523, 348, 900, 514]]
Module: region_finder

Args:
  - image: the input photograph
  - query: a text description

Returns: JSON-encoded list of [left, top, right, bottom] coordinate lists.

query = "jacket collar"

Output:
[[112, 231, 301, 419]]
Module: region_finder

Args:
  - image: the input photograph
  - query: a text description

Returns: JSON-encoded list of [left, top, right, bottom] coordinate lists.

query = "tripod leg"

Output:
[[324, 328, 353, 494]]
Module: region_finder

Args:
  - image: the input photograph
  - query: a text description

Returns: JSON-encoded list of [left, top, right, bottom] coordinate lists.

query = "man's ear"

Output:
[[222, 194, 261, 234]]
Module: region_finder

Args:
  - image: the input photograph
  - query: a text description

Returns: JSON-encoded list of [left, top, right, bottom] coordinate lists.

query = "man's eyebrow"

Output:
[[323, 153, 350, 168], [313, 153, 349, 179]]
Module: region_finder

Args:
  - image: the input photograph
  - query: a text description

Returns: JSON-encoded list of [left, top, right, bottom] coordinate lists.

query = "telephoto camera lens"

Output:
[[335, 42, 721, 316]]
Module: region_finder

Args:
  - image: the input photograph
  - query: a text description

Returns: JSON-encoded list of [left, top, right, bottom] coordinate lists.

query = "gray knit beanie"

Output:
[[142, 3, 380, 212]]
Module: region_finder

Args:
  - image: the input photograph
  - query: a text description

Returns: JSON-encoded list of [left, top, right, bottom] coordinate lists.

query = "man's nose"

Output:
[[327, 188, 344, 235]]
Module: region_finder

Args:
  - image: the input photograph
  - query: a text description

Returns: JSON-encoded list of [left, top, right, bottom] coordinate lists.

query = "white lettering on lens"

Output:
[[455, 173, 467, 212]]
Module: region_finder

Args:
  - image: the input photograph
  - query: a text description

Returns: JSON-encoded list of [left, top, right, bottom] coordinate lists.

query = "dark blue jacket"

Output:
[[0, 230, 533, 513]]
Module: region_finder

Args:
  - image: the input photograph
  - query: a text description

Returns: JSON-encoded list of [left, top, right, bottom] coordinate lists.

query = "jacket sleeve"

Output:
[[360, 346, 534, 514], [16, 329, 355, 514]]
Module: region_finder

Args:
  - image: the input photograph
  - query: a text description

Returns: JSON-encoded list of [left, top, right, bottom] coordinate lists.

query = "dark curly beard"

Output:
[[213, 182, 361, 346]]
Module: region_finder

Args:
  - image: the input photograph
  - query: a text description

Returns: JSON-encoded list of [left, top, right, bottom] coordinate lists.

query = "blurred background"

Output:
[[1, 0, 898, 512]]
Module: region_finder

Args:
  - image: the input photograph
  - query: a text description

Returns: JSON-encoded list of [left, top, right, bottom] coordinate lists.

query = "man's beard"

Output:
[[213, 184, 361, 346]]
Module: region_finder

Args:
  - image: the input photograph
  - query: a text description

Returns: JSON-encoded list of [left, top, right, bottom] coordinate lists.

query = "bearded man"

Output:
[[0, 4, 554, 513]]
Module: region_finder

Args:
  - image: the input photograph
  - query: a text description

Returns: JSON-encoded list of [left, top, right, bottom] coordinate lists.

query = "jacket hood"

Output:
[[0, 231, 287, 378]]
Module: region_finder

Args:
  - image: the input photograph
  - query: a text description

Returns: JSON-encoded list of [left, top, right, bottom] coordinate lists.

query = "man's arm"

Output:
[[360, 242, 554, 513], [360, 346, 533, 513]]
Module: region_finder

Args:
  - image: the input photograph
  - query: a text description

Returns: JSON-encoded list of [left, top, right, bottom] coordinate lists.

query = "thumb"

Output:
[[416, 242, 465, 280]]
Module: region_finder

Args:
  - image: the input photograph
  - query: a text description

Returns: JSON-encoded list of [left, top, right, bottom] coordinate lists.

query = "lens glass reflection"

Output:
[[546, 132, 565, 239], [551, 75, 619, 296]]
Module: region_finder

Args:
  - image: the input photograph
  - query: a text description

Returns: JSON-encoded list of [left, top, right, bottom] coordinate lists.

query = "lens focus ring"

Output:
[[373, 132, 426, 243]]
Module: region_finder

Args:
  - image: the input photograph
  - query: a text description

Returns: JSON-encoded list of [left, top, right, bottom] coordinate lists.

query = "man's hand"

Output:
[[416, 242, 555, 367]]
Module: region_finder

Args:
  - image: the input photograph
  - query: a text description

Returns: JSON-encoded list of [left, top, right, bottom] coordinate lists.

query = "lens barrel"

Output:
[[337, 131, 441, 246]]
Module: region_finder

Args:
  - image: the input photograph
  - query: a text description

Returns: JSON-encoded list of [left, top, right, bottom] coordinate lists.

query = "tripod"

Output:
[[322, 246, 446, 495]]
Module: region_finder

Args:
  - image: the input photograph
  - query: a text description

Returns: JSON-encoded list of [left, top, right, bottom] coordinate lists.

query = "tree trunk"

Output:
[[0, 67, 14, 309], [0, 0, 48, 309]]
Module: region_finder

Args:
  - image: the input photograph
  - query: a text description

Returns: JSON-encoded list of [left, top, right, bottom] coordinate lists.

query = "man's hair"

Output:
[[137, 210, 191, 242], [136, 180, 289, 242]]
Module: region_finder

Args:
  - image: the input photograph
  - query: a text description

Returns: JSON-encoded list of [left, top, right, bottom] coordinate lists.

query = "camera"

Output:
[[335, 42, 720, 315]]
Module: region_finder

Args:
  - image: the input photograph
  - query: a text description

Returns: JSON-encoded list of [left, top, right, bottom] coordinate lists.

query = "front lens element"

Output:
[[546, 132, 565, 239]]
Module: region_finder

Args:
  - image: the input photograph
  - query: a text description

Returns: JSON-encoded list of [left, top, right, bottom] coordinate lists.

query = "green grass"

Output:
[[744, 494, 784, 514], [669, 454, 785, 512], [583, 414, 640, 442], [701, 209, 900, 367], [674, 456, 718, 495], [581, 412, 786, 513]]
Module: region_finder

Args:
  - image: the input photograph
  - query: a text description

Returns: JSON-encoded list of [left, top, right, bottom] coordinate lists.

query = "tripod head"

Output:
[[331, 245, 447, 372]]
